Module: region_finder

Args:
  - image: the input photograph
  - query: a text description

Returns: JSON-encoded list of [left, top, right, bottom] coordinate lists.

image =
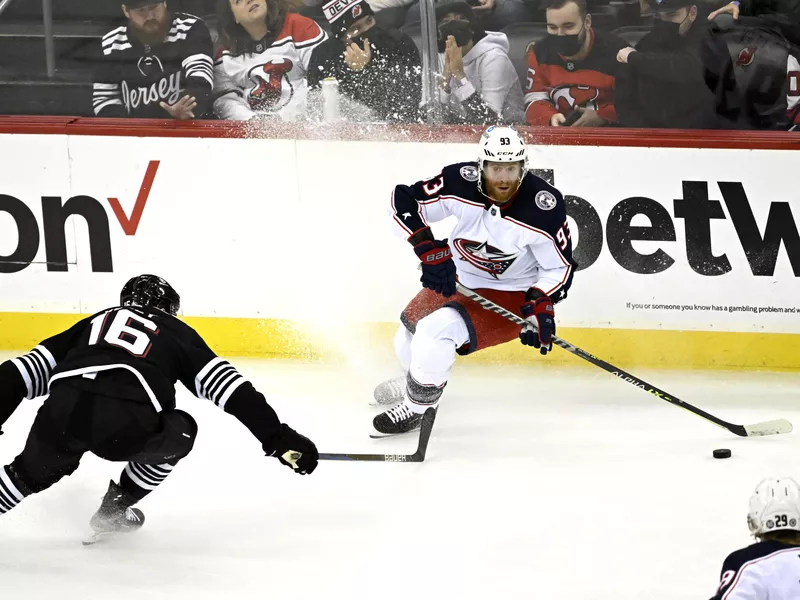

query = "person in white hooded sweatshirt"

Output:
[[436, 0, 525, 124]]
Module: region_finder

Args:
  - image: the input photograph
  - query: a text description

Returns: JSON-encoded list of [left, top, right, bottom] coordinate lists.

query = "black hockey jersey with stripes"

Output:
[[93, 12, 213, 118], [12, 306, 240, 413]]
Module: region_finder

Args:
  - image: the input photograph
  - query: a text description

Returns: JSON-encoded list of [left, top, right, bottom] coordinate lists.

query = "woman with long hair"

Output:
[[213, 0, 327, 120]]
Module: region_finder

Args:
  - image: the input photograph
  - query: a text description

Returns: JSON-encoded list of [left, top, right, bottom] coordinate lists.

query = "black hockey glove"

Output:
[[520, 289, 555, 355], [414, 239, 457, 297], [264, 424, 319, 475]]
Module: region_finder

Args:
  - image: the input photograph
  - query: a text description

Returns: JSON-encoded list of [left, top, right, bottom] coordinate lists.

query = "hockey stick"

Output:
[[457, 282, 792, 438], [314, 408, 437, 462]]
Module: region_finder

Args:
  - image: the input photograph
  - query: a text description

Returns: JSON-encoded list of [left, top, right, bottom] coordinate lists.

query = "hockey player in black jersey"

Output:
[[0, 275, 318, 540], [373, 126, 576, 435], [710, 477, 800, 599]]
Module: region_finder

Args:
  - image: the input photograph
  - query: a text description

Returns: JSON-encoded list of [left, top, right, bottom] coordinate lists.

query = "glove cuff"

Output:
[[525, 287, 548, 302], [408, 226, 435, 246]]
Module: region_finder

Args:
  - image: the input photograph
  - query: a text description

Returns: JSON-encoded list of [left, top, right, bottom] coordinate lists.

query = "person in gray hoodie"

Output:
[[436, 0, 525, 124]]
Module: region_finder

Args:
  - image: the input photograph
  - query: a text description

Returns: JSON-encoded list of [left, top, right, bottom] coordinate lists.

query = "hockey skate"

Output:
[[372, 402, 429, 437], [371, 376, 406, 406], [83, 480, 145, 546]]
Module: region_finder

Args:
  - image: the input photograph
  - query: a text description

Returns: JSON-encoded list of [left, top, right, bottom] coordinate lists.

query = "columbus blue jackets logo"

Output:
[[460, 165, 479, 181], [454, 239, 517, 278], [535, 190, 557, 210]]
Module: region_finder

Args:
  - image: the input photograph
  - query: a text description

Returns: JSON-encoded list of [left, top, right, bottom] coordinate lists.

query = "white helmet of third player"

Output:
[[477, 125, 528, 173], [747, 477, 800, 536]]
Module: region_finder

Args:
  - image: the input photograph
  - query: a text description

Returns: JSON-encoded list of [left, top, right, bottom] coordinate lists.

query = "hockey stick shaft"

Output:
[[318, 408, 436, 462], [456, 283, 791, 437]]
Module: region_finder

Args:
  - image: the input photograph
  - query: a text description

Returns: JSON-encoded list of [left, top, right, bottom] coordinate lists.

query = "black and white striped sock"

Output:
[[120, 462, 176, 502], [0, 465, 26, 515]]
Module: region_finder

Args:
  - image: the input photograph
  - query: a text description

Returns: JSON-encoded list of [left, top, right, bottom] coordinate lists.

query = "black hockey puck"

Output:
[[713, 448, 732, 459]]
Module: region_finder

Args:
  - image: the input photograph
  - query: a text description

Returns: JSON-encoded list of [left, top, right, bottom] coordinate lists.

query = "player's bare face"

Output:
[[484, 162, 522, 204], [124, 3, 169, 40], [230, 0, 268, 27]]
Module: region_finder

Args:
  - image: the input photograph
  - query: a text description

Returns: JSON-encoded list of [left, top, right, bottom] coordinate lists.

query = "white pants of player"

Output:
[[394, 307, 470, 414]]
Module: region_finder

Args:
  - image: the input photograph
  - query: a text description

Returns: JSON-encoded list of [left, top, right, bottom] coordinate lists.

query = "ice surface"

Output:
[[1, 354, 799, 600]]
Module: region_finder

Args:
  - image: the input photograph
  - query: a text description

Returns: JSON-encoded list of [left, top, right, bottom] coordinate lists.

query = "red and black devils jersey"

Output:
[[1, 306, 282, 446], [524, 28, 627, 126]]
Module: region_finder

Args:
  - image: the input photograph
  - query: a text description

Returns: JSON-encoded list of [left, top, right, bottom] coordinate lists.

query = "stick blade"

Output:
[[412, 408, 437, 462], [743, 419, 793, 437]]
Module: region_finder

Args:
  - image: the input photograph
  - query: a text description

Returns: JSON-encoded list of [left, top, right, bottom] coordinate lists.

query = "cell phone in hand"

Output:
[[562, 108, 582, 126]]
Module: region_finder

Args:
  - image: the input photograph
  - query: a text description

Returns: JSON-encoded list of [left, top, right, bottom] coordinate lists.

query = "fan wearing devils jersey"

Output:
[[372, 126, 576, 436], [93, 2, 214, 119], [0, 275, 317, 541], [524, 0, 625, 127], [710, 478, 800, 600], [213, 0, 327, 120]]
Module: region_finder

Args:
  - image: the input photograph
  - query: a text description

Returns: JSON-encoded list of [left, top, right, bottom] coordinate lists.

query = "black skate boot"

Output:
[[372, 376, 444, 437], [84, 480, 145, 545], [373, 402, 425, 436], [371, 375, 406, 406]]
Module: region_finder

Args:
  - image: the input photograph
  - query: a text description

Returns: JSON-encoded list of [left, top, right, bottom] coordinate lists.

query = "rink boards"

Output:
[[0, 123, 798, 370]]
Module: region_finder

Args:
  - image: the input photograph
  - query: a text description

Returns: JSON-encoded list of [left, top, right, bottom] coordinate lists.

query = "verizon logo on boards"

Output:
[[0, 161, 160, 274]]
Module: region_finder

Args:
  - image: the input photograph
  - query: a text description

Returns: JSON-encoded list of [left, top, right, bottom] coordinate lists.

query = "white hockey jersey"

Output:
[[710, 540, 800, 599], [213, 13, 327, 120], [390, 161, 575, 299]]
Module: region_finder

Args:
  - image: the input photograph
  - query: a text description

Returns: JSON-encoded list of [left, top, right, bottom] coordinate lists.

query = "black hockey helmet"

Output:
[[120, 274, 180, 316]]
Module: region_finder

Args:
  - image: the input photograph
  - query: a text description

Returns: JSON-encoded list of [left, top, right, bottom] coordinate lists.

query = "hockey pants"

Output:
[[0, 376, 196, 515]]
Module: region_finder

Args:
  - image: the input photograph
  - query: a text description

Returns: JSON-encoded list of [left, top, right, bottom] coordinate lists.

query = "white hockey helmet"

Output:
[[477, 125, 528, 173], [747, 477, 800, 536]]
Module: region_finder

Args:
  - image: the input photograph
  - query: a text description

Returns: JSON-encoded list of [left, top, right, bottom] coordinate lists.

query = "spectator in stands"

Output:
[[614, 0, 736, 128], [93, 1, 214, 119], [435, 0, 525, 124], [307, 0, 422, 122], [524, 0, 627, 127], [213, 0, 327, 120], [708, 1, 800, 48]]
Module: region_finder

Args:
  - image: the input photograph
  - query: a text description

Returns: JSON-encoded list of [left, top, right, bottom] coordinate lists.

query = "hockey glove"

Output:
[[414, 239, 457, 297], [264, 424, 319, 475], [520, 289, 555, 355]]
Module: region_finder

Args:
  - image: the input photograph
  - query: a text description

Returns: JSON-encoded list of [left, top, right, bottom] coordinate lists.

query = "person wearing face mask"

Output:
[[436, 0, 525, 124], [306, 0, 422, 122], [614, 0, 738, 128], [524, 0, 628, 127]]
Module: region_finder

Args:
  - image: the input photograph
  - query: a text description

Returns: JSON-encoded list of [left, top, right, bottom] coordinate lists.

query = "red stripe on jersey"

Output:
[[278, 13, 326, 45]]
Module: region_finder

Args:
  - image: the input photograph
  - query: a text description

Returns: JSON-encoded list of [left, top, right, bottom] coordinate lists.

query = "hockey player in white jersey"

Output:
[[373, 126, 576, 435], [710, 478, 800, 599]]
